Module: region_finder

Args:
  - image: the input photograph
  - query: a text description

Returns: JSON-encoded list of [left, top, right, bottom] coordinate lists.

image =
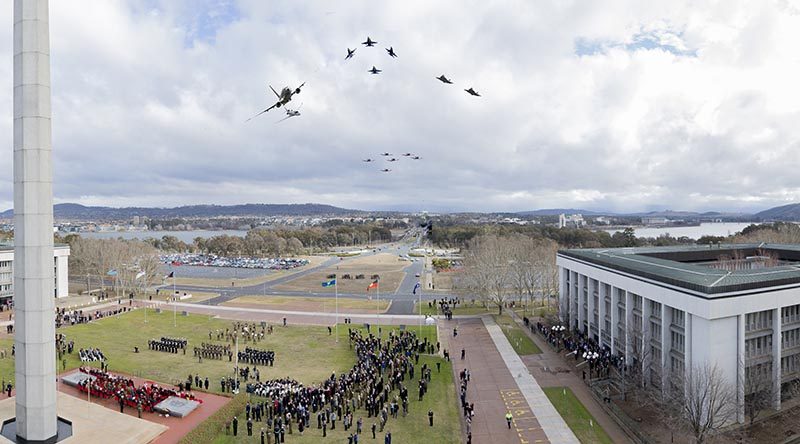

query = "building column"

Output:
[[577, 274, 586, 333], [772, 308, 781, 410], [642, 298, 652, 384], [558, 267, 567, 323], [737, 314, 746, 423], [610, 287, 618, 355], [587, 278, 596, 339], [661, 304, 671, 394], [598, 281, 606, 344], [625, 291, 633, 367], [569, 271, 577, 329], [13, 0, 58, 440]]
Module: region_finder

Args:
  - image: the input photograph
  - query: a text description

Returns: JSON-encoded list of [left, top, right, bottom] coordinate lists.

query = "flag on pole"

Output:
[[165, 271, 174, 279], [413, 282, 421, 294], [367, 280, 378, 291], [322, 279, 336, 287]]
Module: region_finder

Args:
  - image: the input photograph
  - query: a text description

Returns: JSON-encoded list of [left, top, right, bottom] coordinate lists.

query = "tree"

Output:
[[743, 362, 773, 426], [462, 235, 512, 314], [656, 363, 737, 443]]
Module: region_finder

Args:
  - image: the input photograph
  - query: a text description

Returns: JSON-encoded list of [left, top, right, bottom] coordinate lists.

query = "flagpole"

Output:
[[335, 277, 339, 343], [173, 269, 177, 328]]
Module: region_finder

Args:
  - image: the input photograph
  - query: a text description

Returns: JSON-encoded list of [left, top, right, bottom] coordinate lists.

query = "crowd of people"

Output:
[[428, 297, 463, 321], [76, 367, 200, 413], [532, 319, 622, 380], [458, 368, 475, 444], [56, 306, 132, 328], [223, 329, 435, 443], [148, 337, 188, 354], [238, 347, 275, 366]]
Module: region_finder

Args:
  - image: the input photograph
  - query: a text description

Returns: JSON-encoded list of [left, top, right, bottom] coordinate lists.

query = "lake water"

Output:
[[76, 230, 249, 243], [605, 222, 757, 240]]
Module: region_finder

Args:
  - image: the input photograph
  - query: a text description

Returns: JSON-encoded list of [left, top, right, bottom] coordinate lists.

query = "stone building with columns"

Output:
[[557, 243, 800, 423]]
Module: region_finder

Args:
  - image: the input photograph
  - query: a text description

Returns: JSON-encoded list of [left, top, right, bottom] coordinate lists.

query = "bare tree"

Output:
[[743, 362, 773, 426], [462, 235, 512, 314], [657, 363, 737, 443]]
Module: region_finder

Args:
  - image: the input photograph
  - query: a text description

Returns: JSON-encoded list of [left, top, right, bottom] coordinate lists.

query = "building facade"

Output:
[[0, 245, 70, 304], [557, 244, 800, 422]]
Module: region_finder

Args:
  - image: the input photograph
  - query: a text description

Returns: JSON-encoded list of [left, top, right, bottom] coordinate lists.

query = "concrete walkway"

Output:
[[483, 316, 579, 444], [509, 311, 632, 444]]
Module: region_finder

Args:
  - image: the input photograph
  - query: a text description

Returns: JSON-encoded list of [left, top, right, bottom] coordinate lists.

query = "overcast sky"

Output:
[[2, 0, 800, 214]]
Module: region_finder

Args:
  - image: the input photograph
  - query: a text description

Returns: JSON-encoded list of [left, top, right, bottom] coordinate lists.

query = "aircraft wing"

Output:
[[245, 103, 278, 122]]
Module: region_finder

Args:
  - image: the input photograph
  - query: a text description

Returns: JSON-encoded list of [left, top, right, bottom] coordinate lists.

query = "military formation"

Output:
[[148, 337, 188, 354]]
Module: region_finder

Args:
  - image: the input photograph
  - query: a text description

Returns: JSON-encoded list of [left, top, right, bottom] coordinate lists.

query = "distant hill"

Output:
[[755, 203, 800, 221], [0, 203, 361, 220], [516, 208, 612, 216]]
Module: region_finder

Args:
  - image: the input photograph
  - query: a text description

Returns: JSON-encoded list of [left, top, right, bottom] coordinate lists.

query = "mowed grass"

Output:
[[212, 350, 460, 444], [543, 387, 614, 444], [222, 295, 390, 313], [55, 309, 355, 390], [493, 314, 541, 355], [273, 253, 409, 295], [0, 338, 14, 385]]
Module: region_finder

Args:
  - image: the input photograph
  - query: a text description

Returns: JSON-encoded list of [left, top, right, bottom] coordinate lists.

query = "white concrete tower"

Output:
[[13, 0, 57, 441]]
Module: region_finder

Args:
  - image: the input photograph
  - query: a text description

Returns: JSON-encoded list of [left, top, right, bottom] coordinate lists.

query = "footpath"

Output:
[[508, 310, 632, 444]]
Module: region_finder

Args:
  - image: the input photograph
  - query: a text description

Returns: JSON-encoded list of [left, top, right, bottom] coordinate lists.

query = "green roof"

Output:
[[558, 243, 800, 296]]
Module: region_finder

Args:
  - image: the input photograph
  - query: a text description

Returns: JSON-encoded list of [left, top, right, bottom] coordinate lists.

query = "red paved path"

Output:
[[441, 317, 550, 444]]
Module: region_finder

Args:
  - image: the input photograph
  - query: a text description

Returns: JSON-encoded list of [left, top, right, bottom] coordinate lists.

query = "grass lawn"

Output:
[[222, 295, 390, 313], [211, 351, 459, 444], [543, 387, 614, 444], [55, 309, 355, 390], [273, 253, 409, 295], [416, 302, 492, 316], [493, 314, 541, 355], [0, 338, 13, 385]]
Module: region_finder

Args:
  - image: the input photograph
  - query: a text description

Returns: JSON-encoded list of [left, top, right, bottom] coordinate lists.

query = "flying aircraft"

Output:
[[245, 82, 305, 122], [369, 66, 382, 74], [362, 37, 377, 47], [465, 87, 481, 96], [387, 158, 398, 162], [380, 168, 391, 172], [345, 48, 356, 60], [363, 158, 374, 162], [380, 152, 392, 156], [402, 153, 413, 157], [276, 104, 302, 124], [436, 75, 453, 84], [412, 156, 421, 160], [386, 47, 397, 58]]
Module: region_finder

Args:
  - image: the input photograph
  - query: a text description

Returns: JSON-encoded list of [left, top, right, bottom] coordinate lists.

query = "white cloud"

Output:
[[1, 0, 799, 213]]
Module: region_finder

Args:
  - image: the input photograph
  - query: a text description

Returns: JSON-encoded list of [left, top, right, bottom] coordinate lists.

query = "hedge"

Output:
[[178, 392, 247, 444]]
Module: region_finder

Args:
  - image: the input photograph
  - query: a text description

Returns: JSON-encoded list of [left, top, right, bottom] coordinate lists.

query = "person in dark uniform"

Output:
[[247, 417, 253, 436], [260, 428, 265, 444], [428, 409, 434, 426], [233, 416, 239, 436]]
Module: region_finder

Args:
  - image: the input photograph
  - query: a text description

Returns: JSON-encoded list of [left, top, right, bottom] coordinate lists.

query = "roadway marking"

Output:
[[500, 389, 545, 443]]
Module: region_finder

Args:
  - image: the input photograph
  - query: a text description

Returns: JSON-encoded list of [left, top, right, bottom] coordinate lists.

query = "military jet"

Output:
[[369, 66, 382, 74], [402, 153, 413, 157], [386, 47, 397, 58], [276, 104, 302, 124], [386, 158, 398, 162], [412, 156, 421, 160], [363, 158, 374, 162], [245, 82, 305, 122], [436, 75, 453, 84], [362, 37, 377, 47], [380, 168, 391, 172], [380, 152, 392, 156], [345, 48, 356, 60], [465, 87, 481, 97]]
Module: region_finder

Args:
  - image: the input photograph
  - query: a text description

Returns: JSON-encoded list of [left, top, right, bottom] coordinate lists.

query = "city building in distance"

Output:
[[557, 243, 800, 422]]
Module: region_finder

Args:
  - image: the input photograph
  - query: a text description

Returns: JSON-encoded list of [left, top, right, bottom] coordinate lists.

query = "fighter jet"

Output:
[[386, 47, 397, 58], [345, 48, 356, 60], [380, 152, 392, 156], [245, 82, 305, 122], [380, 168, 391, 172], [412, 156, 421, 160], [402, 153, 413, 157], [362, 37, 377, 47], [369, 66, 382, 74], [436, 75, 453, 84], [276, 104, 302, 124], [465, 87, 481, 96], [386, 158, 398, 162], [363, 158, 374, 162]]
